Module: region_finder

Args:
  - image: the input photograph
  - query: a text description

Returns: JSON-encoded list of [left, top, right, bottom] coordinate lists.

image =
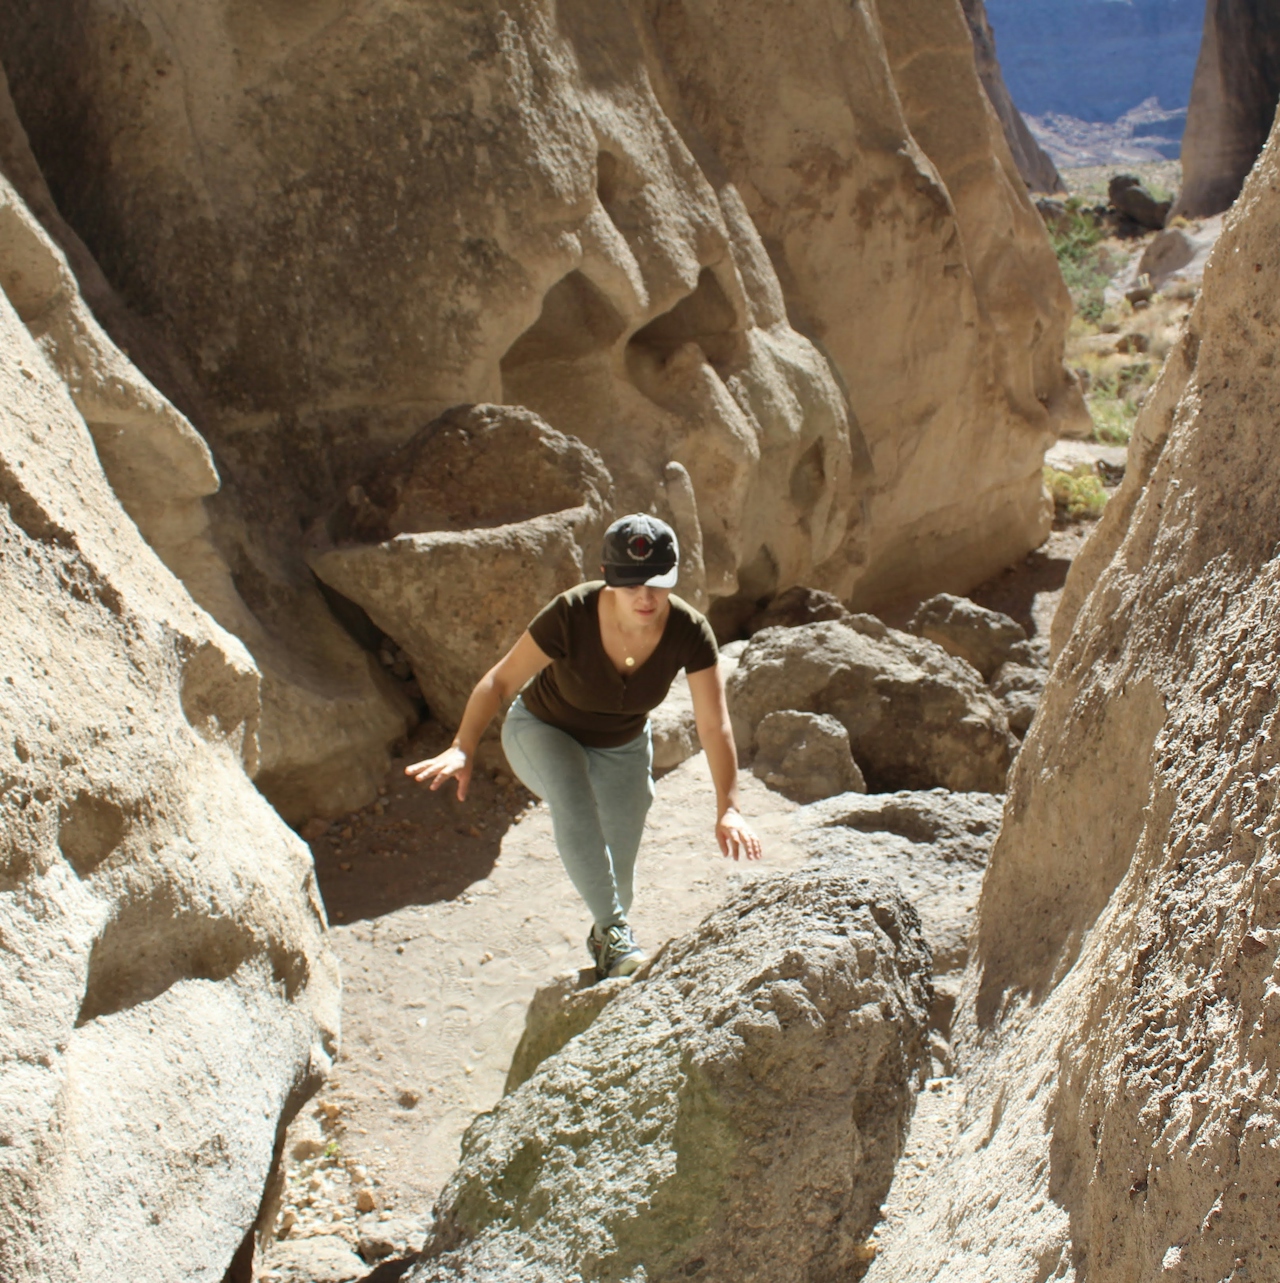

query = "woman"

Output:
[[405, 513, 762, 980]]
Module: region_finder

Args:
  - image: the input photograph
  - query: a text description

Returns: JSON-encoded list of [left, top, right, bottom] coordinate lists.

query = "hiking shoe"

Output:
[[599, 922, 646, 979]]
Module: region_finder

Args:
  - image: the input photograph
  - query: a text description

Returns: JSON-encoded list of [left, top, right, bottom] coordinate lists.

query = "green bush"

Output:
[[1044, 464, 1108, 521], [1049, 200, 1114, 323]]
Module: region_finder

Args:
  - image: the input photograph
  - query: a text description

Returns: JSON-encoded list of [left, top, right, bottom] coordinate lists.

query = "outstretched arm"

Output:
[[686, 663, 762, 861], [404, 631, 552, 800]]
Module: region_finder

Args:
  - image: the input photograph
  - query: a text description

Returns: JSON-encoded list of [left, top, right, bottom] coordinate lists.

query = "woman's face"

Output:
[[608, 583, 671, 627]]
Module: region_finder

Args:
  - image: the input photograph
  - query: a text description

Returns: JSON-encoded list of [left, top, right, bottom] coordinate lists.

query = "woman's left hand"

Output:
[[717, 808, 762, 861]]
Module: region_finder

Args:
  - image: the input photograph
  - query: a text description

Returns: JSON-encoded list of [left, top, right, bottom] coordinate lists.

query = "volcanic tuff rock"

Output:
[[0, 0, 1083, 799], [959, 0, 1064, 194], [797, 790, 1002, 976], [1173, 0, 1280, 217], [652, 0, 1089, 611], [0, 170, 338, 1282], [728, 621, 1014, 794], [308, 404, 613, 726], [752, 709, 866, 805], [866, 116, 1280, 1282], [906, 593, 1027, 681], [411, 874, 931, 1283]]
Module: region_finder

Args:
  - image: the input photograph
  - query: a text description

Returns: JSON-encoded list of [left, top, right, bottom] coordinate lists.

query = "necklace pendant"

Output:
[[625, 656, 635, 667]]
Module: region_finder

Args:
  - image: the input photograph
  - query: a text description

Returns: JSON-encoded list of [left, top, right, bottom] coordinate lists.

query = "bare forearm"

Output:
[[701, 719, 742, 818], [452, 672, 504, 755]]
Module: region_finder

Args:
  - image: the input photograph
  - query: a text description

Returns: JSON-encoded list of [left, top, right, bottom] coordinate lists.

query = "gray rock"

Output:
[[728, 621, 1013, 793], [753, 710, 866, 803], [503, 970, 631, 1093], [797, 790, 1003, 972], [744, 584, 855, 635], [990, 661, 1047, 737], [1108, 174, 1171, 230], [907, 593, 1027, 681], [264, 1236, 368, 1283], [412, 874, 930, 1283], [1138, 227, 1196, 286]]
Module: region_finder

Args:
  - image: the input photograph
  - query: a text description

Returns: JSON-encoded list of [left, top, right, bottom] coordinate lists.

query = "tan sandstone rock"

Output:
[[867, 115, 1280, 1283], [411, 873, 930, 1283], [728, 620, 1014, 794], [309, 403, 613, 726], [649, 0, 1090, 613], [752, 709, 867, 804], [0, 184, 339, 1281]]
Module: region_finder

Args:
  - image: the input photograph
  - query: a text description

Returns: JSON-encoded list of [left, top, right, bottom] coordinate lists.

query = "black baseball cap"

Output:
[[601, 514, 679, 588]]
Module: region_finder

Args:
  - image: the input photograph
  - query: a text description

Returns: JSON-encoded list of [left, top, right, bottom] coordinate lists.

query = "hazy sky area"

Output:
[[985, 0, 1204, 121]]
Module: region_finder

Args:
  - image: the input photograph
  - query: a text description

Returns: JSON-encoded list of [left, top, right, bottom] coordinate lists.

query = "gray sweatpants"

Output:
[[501, 695, 654, 930]]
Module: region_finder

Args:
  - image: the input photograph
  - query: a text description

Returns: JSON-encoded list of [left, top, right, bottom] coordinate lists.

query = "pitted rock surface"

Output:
[[797, 790, 1003, 974], [728, 621, 1013, 794], [409, 873, 930, 1283], [907, 594, 1027, 682]]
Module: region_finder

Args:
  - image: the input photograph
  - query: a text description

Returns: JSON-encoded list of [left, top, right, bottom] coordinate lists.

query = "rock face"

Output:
[[752, 710, 866, 804], [1173, 0, 1280, 217], [653, 0, 1088, 612], [309, 404, 613, 725], [412, 874, 931, 1283], [866, 119, 1280, 1283], [0, 0, 1082, 763], [0, 169, 339, 1281], [728, 621, 1014, 794], [797, 791, 1002, 975], [959, 0, 1064, 193], [906, 593, 1027, 682]]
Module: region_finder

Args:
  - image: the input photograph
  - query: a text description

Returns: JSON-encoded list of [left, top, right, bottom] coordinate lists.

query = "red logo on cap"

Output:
[[627, 535, 652, 560]]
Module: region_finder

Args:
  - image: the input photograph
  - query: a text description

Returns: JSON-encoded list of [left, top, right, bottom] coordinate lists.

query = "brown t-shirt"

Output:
[[521, 581, 718, 747]]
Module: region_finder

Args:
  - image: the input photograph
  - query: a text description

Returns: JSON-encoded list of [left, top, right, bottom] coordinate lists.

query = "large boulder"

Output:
[[0, 175, 339, 1281], [865, 117, 1280, 1283], [796, 791, 1002, 975], [411, 873, 930, 1283], [308, 404, 612, 726], [728, 621, 1014, 793], [1107, 173, 1171, 230], [1172, 0, 1280, 218], [906, 593, 1027, 681]]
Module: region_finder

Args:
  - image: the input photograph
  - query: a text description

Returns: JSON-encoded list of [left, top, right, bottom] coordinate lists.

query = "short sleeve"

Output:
[[527, 592, 570, 661], [682, 610, 719, 674]]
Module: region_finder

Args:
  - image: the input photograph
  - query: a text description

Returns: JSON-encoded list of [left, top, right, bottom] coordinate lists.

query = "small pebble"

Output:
[[356, 1189, 378, 1213]]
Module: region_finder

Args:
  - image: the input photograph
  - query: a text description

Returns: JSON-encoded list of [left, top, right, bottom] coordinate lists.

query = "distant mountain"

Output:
[[985, 0, 1204, 122]]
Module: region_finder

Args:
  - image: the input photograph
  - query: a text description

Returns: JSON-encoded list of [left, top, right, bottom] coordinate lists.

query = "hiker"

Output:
[[405, 513, 761, 979]]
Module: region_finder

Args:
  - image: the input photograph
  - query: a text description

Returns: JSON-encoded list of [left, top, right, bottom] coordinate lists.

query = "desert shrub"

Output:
[[1050, 200, 1115, 322], [1045, 464, 1108, 521]]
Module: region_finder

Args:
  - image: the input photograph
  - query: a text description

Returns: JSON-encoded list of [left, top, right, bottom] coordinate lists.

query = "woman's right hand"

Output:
[[404, 745, 472, 800]]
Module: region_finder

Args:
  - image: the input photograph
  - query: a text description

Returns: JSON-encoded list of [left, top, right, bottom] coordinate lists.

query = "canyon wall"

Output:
[[869, 115, 1280, 1282], [0, 156, 339, 1282], [0, 0, 1082, 812], [1173, 0, 1280, 218]]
